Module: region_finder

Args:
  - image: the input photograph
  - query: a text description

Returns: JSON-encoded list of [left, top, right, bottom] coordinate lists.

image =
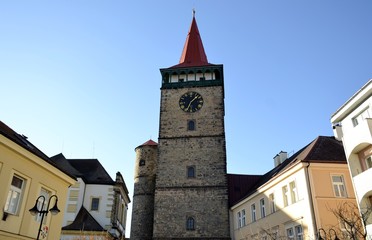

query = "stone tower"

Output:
[[153, 12, 230, 239], [130, 139, 158, 240]]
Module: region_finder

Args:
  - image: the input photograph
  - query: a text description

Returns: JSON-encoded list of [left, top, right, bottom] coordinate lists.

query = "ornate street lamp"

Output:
[[29, 195, 60, 240], [318, 228, 327, 240], [329, 228, 340, 240]]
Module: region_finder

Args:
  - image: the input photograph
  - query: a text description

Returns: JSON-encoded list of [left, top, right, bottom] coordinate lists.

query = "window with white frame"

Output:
[[286, 225, 303, 240], [260, 198, 266, 218], [286, 227, 294, 240], [332, 175, 347, 198], [290, 181, 298, 203], [5, 175, 25, 215], [251, 203, 256, 222], [237, 209, 246, 228], [295, 225, 303, 240], [269, 193, 276, 213], [35, 188, 51, 223], [352, 107, 370, 127], [282, 185, 289, 207], [91, 197, 100, 211], [237, 211, 241, 228], [241, 209, 246, 226]]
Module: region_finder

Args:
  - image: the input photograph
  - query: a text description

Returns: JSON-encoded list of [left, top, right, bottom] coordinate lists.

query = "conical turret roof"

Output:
[[171, 12, 210, 68]]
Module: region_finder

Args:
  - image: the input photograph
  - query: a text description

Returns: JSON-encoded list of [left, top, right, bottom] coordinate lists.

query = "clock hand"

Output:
[[186, 96, 198, 111]]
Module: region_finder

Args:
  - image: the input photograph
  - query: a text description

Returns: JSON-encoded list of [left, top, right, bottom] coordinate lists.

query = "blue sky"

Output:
[[1, 0, 372, 234]]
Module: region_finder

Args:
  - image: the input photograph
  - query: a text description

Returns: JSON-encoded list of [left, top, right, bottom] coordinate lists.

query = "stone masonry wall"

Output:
[[153, 84, 230, 239], [130, 145, 157, 240]]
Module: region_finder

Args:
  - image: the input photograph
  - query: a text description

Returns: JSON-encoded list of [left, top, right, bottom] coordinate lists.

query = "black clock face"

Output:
[[179, 92, 203, 113]]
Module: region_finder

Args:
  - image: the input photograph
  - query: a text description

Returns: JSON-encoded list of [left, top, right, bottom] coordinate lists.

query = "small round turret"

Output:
[[130, 139, 158, 240]]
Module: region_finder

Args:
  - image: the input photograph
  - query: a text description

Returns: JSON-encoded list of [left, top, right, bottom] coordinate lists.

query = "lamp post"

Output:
[[329, 229, 340, 240], [318, 228, 327, 240], [29, 195, 60, 240]]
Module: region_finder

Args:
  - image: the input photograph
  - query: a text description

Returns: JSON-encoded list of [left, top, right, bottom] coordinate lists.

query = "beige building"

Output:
[[331, 79, 372, 238], [0, 121, 76, 240], [229, 136, 357, 240]]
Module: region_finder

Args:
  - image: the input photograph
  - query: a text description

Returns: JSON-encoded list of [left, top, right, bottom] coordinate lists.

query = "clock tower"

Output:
[[153, 12, 230, 239]]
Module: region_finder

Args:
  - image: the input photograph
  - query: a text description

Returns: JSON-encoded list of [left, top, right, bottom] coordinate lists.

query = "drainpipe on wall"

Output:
[[305, 162, 319, 239]]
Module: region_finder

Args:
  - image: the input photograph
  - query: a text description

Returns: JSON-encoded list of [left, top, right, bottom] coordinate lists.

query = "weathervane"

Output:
[[193, 8, 195, 18]]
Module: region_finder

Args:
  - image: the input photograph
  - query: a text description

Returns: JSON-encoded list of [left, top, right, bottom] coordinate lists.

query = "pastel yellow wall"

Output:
[[230, 162, 357, 240], [309, 163, 357, 230], [0, 135, 75, 240]]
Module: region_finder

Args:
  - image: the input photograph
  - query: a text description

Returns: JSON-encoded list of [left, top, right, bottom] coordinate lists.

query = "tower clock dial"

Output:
[[179, 91, 203, 113]]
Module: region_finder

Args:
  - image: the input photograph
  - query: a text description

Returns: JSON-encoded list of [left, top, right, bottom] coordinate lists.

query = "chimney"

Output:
[[274, 151, 287, 167], [332, 123, 343, 141]]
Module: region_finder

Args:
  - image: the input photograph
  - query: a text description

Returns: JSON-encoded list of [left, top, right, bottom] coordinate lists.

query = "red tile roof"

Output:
[[171, 15, 211, 68], [136, 139, 158, 149]]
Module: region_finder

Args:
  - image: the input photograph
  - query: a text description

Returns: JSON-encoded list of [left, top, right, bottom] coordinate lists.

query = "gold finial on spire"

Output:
[[192, 8, 196, 18]]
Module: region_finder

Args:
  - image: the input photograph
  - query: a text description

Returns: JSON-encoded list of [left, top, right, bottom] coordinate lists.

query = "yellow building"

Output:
[[229, 136, 357, 240], [0, 121, 76, 240]]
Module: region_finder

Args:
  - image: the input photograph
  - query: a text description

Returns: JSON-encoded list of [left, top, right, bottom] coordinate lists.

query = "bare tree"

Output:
[[326, 201, 372, 240]]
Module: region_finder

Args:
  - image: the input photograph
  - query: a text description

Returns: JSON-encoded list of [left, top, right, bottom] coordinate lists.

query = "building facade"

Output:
[[0, 121, 76, 240], [51, 154, 130, 240], [229, 136, 357, 240], [130, 13, 230, 240], [331, 79, 372, 238]]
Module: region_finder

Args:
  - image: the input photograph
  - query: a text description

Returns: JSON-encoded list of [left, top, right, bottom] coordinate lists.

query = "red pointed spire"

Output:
[[171, 11, 210, 68]]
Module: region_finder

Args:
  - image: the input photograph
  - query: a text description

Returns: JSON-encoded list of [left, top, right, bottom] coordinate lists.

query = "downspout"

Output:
[[305, 162, 319, 238]]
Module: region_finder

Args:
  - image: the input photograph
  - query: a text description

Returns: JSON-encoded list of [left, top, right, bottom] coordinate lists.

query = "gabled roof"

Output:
[[62, 206, 104, 231], [227, 174, 262, 207], [170, 13, 211, 68], [228, 136, 347, 207], [0, 121, 50, 161], [67, 159, 114, 184], [50, 153, 81, 176], [0, 121, 76, 180], [51, 153, 114, 185]]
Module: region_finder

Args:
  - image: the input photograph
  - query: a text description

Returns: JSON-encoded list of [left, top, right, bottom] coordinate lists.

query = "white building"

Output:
[[51, 153, 130, 240], [331, 79, 372, 238]]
